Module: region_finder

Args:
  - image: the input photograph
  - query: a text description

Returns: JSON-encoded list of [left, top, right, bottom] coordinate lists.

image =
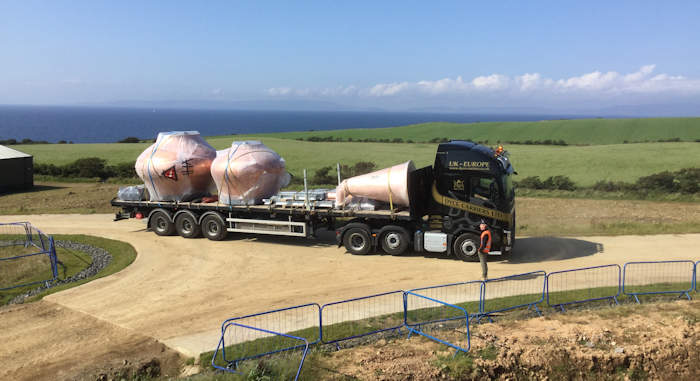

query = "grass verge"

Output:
[[0, 234, 136, 305]]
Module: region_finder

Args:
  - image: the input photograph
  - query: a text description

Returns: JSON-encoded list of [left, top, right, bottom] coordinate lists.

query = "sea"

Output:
[[0, 105, 582, 143]]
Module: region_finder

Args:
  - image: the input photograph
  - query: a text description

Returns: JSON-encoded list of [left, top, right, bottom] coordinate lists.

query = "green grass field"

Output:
[[18, 139, 700, 187], [234, 117, 700, 145], [0, 234, 137, 305]]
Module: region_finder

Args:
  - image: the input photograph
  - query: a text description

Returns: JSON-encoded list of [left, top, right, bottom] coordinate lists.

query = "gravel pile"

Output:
[[7, 240, 112, 305]]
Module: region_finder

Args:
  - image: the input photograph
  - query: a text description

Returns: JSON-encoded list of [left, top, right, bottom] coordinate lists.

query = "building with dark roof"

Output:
[[0, 145, 33, 192]]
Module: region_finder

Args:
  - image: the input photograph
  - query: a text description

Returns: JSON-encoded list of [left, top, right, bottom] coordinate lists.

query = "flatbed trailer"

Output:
[[111, 140, 516, 260]]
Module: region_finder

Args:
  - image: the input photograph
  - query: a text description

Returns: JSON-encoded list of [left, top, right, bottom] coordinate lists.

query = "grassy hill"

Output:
[[18, 139, 699, 188], [244, 117, 700, 145], [13, 117, 700, 187]]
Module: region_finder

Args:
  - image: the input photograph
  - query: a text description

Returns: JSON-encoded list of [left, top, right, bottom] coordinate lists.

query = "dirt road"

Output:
[[1, 214, 698, 364]]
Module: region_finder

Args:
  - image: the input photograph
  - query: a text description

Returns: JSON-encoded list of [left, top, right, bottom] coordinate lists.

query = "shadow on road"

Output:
[[507, 236, 603, 264]]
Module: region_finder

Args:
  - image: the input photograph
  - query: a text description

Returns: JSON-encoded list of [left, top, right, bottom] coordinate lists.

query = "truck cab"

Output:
[[424, 140, 516, 260], [338, 140, 516, 261]]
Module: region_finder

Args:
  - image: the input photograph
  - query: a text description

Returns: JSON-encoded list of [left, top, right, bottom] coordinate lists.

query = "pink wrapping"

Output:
[[335, 161, 415, 208], [135, 131, 217, 201], [211, 141, 290, 205]]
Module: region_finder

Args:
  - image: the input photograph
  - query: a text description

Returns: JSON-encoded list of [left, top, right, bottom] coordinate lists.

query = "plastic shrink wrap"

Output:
[[135, 131, 217, 202], [335, 161, 415, 208], [211, 141, 290, 205], [117, 185, 145, 201]]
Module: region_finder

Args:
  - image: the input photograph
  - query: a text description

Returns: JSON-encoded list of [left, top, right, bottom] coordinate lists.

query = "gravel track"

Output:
[[0, 213, 699, 380]]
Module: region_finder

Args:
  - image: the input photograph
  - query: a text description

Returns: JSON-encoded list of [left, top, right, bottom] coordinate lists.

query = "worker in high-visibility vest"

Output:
[[479, 219, 492, 280]]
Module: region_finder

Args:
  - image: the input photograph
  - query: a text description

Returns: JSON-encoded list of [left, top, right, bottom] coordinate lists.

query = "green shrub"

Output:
[[311, 166, 336, 185], [517, 176, 544, 189], [636, 171, 677, 193], [543, 175, 576, 191]]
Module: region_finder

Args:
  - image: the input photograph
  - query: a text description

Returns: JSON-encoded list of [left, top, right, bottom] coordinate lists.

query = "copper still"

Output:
[[135, 131, 217, 201], [335, 161, 415, 208], [211, 141, 290, 205]]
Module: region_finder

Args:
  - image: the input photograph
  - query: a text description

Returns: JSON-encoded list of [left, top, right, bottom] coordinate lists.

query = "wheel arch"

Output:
[[147, 208, 174, 224], [198, 211, 225, 225], [174, 209, 199, 223]]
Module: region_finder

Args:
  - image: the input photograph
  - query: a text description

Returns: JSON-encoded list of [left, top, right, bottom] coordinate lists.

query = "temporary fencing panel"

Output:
[[623, 261, 695, 303], [214, 303, 321, 372], [320, 291, 404, 345], [546, 265, 621, 311], [0, 222, 58, 291], [482, 271, 546, 320], [404, 290, 471, 354], [404, 281, 482, 327], [212, 323, 310, 380]]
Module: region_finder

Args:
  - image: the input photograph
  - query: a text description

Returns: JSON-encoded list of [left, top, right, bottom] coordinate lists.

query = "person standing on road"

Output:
[[478, 220, 491, 280]]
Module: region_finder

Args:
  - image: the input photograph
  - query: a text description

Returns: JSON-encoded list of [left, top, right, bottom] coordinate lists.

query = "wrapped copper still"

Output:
[[211, 141, 290, 205], [335, 161, 415, 208], [135, 131, 217, 202]]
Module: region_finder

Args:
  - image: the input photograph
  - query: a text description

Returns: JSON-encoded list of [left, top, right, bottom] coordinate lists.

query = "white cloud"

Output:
[[471, 74, 509, 90], [516, 73, 541, 91], [267, 87, 292, 96], [369, 81, 411, 96], [266, 65, 700, 99]]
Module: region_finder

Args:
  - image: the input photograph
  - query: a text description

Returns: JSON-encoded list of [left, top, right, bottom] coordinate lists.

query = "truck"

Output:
[[111, 140, 516, 261]]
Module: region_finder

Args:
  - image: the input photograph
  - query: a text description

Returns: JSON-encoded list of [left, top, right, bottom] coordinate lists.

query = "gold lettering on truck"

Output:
[[448, 160, 490, 171], [431, 183, 511, 222]]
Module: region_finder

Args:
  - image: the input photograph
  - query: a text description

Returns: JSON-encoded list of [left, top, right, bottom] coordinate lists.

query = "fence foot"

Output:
[[612, 296, 619, 306], [681, 292, 691, 301], [633, 295, 641, 304], [335, 343, 341, 351], [533, 304, 542, 317], [558, 305, 566, 313]]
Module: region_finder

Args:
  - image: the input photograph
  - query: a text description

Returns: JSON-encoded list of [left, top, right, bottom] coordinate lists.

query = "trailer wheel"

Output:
[[343, 227, 371, 255], [453, 233, 480, 262], [150, 211, 175, 236], [201, 214, 227, 241], [175, 212, 201, 238], [380, 226, 410, 256]]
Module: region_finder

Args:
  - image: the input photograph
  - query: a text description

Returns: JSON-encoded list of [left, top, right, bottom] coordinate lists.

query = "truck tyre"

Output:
[[201, 214, 227, 241], [150, 211, 175, 236], [380, 226, 410, 256], [175, 212, 201, 238], [343, 227, 371, 255], [453, 233, 481, 262]]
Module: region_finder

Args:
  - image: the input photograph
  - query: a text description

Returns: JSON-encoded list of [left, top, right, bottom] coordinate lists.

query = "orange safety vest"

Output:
[[480, 229, 492, 253]]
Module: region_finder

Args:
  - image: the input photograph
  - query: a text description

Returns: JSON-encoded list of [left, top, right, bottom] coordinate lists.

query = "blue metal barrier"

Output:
[[623, 261, 695, 303], [481, 271, 546, 321], [212, 322, 310, 380], [219, 303, 321, 367], [320, 290, 404, 346], [546, 264, 621, 312], [405, 281, 483, 327], [404, 290, 471, 355], [0, 222, 58, 291], [695, 261, 699, 293]]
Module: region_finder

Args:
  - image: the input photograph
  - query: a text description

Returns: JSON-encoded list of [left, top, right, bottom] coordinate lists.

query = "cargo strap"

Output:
[[387, 166, 395, 219]]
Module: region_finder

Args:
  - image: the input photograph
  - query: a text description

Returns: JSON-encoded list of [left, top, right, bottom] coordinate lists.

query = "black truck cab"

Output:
[[412, 140, 516, 260]]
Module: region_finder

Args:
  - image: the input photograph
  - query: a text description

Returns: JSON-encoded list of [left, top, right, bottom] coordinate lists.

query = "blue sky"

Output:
[[1, 1, 699, 111]]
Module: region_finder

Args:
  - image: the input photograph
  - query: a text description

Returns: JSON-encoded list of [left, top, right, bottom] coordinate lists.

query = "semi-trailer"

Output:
[[111, 140, 516, 261]]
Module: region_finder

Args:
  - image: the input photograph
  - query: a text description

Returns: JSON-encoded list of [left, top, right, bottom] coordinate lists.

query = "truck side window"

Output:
[[471, 176, 497, 201]]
